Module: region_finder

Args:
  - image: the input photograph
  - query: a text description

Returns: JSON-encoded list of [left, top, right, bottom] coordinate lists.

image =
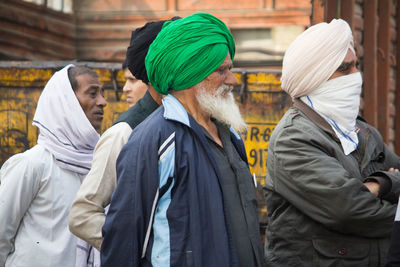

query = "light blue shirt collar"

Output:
[[162, 94, 190, 127]]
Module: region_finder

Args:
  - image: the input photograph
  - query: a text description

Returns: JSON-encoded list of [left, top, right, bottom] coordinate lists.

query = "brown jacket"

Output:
[[264, 99, 400, 267]]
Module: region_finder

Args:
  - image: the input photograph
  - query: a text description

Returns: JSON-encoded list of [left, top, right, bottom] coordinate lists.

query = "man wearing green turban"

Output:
[[145, 12, 236, 95], [102, 12, 264, 267]]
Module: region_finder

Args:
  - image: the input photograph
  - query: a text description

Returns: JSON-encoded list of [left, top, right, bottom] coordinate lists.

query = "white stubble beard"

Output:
[[196, 84, 248, 133]]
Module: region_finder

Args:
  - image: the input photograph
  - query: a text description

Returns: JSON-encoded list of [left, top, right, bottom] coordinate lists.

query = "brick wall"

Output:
[[389, 1, 398, 151], [0, 0, 312, 66], [0, 0, 76, 60], [74, 0, 312, 62]]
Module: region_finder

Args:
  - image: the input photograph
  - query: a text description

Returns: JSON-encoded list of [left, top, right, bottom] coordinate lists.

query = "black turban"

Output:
[[125, 17, 180, 84]]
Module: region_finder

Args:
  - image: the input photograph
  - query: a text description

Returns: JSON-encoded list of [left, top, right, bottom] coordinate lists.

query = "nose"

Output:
[[122, 82, 129, 92], [97, 94, 107, 107], [225, 70, 238, 86], [350, 65, 359, 75]]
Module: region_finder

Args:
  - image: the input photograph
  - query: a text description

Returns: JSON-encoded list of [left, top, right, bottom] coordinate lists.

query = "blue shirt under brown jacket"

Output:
[[101, 94, 262, 267]]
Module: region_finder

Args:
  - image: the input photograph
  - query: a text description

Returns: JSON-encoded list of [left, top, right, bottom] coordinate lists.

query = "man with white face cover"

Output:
[[264, 19, 400, 266]]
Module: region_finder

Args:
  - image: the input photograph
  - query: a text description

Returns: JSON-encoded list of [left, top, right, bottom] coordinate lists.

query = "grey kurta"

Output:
[[203, 121, 264, 267], [264, 99, 400, 267]]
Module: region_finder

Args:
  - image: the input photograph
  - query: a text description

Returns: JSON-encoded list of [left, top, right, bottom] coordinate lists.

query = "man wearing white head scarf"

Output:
[[264, 19, 400, 266], [0, 65, 106, 267]]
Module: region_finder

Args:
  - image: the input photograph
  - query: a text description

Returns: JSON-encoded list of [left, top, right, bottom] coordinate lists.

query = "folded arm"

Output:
[[270, 125, 396, 238]]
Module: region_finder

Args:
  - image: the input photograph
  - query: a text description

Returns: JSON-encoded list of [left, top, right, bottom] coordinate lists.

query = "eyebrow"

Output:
[[85, 85, 102, 91], [217, 63, 233, 70], [336, 60, 358, 72]]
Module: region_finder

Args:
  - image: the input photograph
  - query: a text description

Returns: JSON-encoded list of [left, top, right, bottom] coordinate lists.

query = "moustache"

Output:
[[216, 85, 234, 96], [93, 109, 104, 115]]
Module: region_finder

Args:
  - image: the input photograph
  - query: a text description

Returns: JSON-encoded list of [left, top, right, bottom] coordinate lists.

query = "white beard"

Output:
[[196, 85, 247, 133]]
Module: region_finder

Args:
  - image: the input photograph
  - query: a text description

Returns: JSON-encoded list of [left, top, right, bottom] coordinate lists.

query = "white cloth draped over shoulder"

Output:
[[33, 64, 99, 175]]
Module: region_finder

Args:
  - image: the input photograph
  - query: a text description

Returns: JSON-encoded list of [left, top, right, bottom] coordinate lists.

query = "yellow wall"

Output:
[[0, 63, 291, 227]]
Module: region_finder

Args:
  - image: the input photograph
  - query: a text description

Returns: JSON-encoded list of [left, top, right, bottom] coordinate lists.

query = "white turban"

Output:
[[281, 19, 354, 98]]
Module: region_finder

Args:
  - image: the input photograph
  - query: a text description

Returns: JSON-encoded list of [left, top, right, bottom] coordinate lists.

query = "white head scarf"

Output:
[[281, 19, 354, 98], [33, 64, 100, 175]]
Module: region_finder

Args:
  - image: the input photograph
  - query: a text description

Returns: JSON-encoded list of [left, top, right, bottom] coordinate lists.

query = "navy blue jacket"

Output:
[[101, 95, 248, 267]]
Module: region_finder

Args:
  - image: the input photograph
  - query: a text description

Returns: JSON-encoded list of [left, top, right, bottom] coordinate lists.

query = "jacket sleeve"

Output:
[[387, 221, 400, 266], [100, 129, 161, 267], [376, 142, 400, 202], [386, 199, 400, 266], [0, 154, 41, 266], [269, 123, 396, 238], [69, 122, 132, 250]]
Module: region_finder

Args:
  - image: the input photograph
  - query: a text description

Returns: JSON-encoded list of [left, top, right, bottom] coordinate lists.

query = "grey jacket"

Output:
[[264, 99, 400, 267]]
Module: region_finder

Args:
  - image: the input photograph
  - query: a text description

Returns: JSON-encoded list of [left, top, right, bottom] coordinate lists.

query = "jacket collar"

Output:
[[162, 94, 191, 127], [293, 98, 340, 142], [139, 90, 159, 111]]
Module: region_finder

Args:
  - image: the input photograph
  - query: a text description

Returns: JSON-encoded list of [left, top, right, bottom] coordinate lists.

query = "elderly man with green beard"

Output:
[[101, 12, 264, 267]]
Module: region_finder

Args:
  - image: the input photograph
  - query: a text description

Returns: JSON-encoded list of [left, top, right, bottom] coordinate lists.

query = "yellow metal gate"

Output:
[[0, 61, 291, 232]]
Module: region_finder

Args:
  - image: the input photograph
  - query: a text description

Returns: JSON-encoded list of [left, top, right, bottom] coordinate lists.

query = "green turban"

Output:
[[145, 12, 235, 94]]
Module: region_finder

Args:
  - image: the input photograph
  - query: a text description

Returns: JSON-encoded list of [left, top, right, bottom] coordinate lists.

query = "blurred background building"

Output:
[[0, 0, 311, 68]]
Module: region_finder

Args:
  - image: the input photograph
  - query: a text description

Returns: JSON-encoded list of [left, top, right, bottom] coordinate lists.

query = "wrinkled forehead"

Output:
[[76, 73, 102, 90], [216, 54, 233, 68]]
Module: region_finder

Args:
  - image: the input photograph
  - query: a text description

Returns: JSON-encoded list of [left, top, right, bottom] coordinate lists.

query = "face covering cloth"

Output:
[[281, 19, 354, 99], [33, 64, 100, 175], [300, 72, 363, 155], [145, 12, 235, 95]]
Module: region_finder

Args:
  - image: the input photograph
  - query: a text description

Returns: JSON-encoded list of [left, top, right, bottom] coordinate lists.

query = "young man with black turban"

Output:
[[68, 18, 179, 251], [102, 12, 264, 267]]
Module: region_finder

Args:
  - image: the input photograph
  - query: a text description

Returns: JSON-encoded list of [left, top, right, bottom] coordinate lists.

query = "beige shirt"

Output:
[[68, 122, 132, 250]]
